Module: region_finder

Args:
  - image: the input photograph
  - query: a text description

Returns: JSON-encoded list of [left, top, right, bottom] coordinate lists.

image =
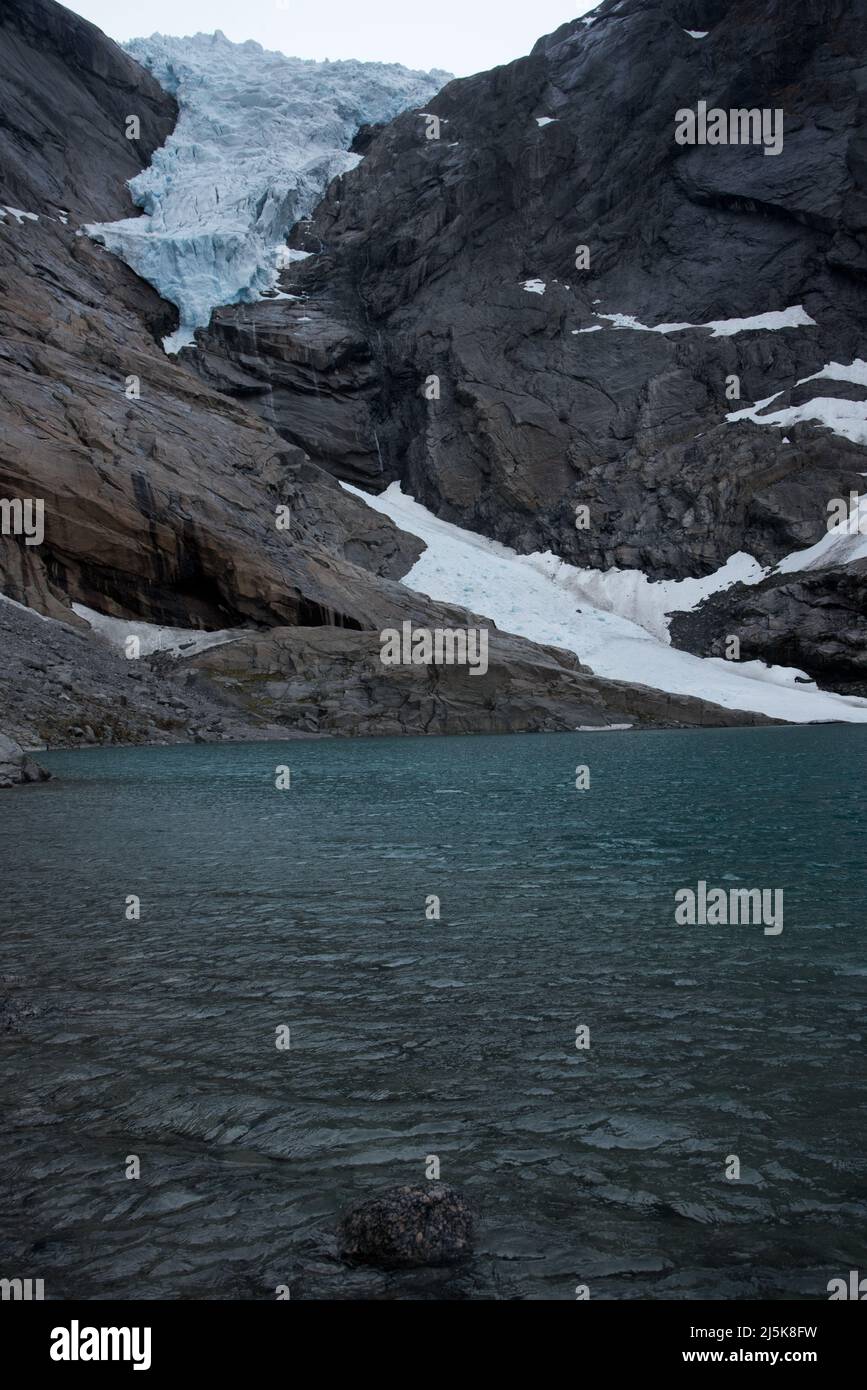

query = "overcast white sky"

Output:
[[63, 1, 597, 78]]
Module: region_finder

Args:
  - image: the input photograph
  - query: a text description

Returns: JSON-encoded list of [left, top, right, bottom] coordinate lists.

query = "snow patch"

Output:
[[705, 306, 816, 336], [727, 359, 867, 447], [586, 306, 816, 336], [576, 723, 633, 731], [342, 482, 867, 725], [730, 396, 867, 447], [684, 29, 709, 38], [535, 117, 556, 127], [522, 278, 546, 294], [775, 498, 867, 573], [529, 550, 766, 643], [86, 32, 448, 349], [72, 603, 248, 658], [800, 358, 867, 388], [1, 206, 39, 224]]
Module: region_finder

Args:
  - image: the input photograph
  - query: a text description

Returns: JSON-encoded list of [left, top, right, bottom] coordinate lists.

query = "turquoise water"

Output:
[[1, 726, 865, 1299]]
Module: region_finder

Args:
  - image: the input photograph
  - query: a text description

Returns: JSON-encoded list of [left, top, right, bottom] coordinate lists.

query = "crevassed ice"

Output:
[[86, 31, 449, 352]]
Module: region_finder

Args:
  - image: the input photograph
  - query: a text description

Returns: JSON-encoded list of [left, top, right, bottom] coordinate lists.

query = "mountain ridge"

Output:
[[0, 0, 863, 757]]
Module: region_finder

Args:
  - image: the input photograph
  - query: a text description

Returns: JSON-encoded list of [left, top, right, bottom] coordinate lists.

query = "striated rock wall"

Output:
[[0, 0, 178, 224]]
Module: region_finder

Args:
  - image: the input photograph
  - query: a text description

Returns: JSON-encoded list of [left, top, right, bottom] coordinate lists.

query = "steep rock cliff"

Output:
[[190, 0, 867, 693]]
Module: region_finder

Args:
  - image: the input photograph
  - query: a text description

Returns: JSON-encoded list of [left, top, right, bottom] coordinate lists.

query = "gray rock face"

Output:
[[187, 622, 776, 736], [669, 560, 867, 696], [340, 1184, 474, 1268], [0, 0, 177, 223], [193, 0, 867, 588], [0, 732, 50, 787]]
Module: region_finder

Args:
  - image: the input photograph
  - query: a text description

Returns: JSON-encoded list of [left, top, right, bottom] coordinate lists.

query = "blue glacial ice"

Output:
[[86, 30, 449, 352]]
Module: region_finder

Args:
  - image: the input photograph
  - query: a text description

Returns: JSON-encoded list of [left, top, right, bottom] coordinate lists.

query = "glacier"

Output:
[[86, 31, 449, 352]]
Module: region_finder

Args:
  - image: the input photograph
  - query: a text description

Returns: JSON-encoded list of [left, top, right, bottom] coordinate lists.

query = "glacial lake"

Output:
[[1, 726, 865, 1300]]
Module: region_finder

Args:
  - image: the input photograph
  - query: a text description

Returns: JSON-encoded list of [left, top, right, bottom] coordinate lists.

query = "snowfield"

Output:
[[343, 483, 867, 725], [86, 31, 448, 351]]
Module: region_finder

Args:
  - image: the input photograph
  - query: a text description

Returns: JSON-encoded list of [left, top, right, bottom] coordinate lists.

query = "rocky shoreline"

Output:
[[0, 583, 776, 784]]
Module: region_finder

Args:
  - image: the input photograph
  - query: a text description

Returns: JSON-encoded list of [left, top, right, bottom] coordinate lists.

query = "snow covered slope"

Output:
[[345, 483, 867, 725], [87, 32, 449, 351]]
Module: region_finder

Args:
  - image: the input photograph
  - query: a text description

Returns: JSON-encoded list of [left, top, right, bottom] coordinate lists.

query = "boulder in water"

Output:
[[340, 1184, 474, 1268], [0, 734, 50, 788]]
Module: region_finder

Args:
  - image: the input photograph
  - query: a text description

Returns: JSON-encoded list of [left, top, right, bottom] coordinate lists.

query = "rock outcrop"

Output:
[[0, 732, 50, 787], [2, 551, 776, 748], [0, 594, 287, 749], [287, 1226, 513, 1298], [0, 0, 177, 224], [187, 622, 776, 736], [670, 560, 867, 696], [340, 1184, 475, 1268]]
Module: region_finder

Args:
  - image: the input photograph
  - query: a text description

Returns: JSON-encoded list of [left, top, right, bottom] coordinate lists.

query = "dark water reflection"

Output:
[[1, 727, 865, 1299]]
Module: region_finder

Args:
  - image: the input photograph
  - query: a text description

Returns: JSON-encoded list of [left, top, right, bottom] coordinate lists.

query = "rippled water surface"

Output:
[[1, 727, 865, 1299]]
